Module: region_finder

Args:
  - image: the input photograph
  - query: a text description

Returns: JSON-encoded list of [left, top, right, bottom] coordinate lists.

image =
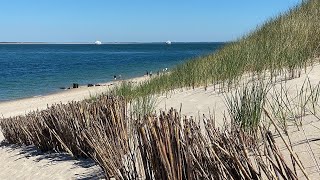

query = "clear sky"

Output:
[[0, 0, 302, 42]]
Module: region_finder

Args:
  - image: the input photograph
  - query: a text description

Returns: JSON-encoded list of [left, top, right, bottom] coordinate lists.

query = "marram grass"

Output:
[[116, 0, 320, 99]]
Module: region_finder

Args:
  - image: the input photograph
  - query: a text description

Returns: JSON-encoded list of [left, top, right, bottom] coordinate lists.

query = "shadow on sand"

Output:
[[0, 140, 104, 179]]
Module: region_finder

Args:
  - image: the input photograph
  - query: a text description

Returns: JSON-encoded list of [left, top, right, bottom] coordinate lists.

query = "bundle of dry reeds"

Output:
[[129, 109, 306, 180], [0, 97, 308, 179], [0, 96, 128, 158]]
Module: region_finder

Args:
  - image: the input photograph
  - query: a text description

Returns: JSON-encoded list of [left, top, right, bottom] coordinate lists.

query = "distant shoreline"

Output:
[[0, 75, 149, 118], [0, 74, 148, 103]]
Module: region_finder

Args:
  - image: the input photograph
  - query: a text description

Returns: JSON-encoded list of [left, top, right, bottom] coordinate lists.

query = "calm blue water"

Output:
[[0, 43, 224, 101]]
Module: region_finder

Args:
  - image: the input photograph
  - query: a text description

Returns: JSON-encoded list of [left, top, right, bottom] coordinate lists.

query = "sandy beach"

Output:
[[1, 64, 320, 179], [0, 76, 149, 118]]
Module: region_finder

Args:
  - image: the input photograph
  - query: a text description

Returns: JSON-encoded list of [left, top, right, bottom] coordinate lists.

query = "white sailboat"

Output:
[[95, 41, 102, 45], [165, 40, 172, 45]]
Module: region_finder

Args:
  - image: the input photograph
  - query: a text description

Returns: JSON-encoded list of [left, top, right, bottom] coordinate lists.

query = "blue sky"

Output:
[[0, 0, 302, 42]]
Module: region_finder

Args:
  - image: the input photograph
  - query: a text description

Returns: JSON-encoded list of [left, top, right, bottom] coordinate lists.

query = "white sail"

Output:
[[95, 41, 102, 45]]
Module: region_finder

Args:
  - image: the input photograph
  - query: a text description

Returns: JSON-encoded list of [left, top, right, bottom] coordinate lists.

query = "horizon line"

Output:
[[0, 41, 227, 45]]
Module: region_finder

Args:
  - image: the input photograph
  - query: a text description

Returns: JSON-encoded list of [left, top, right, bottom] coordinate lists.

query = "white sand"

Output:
[[157, 65, 320, 119], [0, 142, 102, 179], [1, 65, 320, 179]]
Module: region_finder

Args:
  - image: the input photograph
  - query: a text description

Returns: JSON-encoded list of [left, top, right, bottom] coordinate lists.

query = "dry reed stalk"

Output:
[[264, 108, 310, 180]]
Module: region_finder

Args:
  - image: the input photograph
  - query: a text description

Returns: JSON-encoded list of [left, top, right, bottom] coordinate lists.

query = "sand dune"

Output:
[[157, 64, 320, 119], [156, 64, 320, 179]]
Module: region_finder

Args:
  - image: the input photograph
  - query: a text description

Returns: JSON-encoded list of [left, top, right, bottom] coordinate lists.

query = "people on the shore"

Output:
[[145, 68, 168, 77], [73, 83, 79, 88], [63, 69, 170, 91], [161, 67, 168, 73]]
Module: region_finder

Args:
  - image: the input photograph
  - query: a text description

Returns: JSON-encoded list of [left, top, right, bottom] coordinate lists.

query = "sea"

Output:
[[0, 43, 225, 101]]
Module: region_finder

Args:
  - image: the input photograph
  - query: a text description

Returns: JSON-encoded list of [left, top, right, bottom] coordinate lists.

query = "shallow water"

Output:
[[0, 43, 224, 101]]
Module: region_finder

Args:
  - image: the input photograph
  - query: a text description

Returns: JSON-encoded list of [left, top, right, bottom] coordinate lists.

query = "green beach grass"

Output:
[[114, 0, 320, 99]]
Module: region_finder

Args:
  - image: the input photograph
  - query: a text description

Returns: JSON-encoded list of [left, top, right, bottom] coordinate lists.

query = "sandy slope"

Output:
[[156, 64, 320, 179], [1, 65, 320, 179], [157, 64, 320, 119]]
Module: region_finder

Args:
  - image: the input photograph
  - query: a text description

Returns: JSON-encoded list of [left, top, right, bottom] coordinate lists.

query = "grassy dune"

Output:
[[116, 0, 320, 99], [1, 1, 320, 179]]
